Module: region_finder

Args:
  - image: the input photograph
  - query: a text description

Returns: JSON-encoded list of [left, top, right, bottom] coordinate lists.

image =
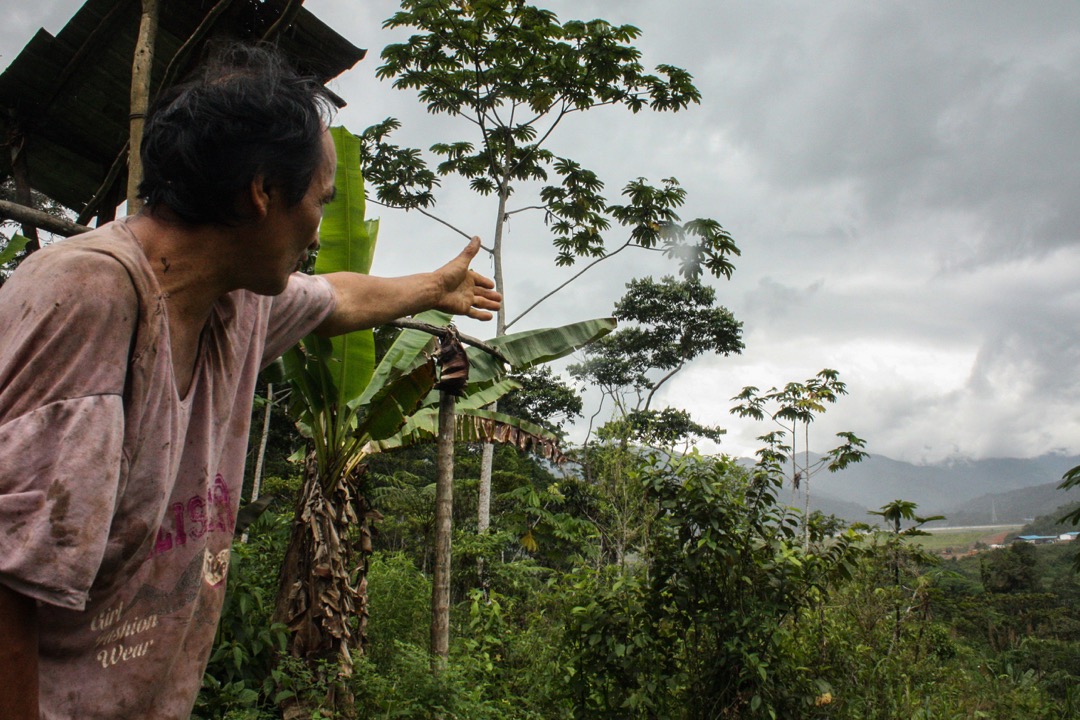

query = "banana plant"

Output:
[[0, 233, 31, 266], [271, 126, 614, 688]]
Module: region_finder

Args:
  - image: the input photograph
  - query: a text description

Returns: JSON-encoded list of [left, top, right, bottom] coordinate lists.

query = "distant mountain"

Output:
[[930, 481, 1080, 528], [765, 452, 1080, 526]]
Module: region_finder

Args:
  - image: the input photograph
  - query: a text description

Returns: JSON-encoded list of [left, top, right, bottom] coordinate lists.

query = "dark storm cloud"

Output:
[[689, 1, 1080, 267], [5, 0, 1079, 462]]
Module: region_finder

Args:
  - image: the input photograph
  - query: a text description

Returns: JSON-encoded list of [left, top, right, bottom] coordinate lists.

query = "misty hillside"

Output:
[[928, 481, 1080, 528], [766, 452, 1080, 526]]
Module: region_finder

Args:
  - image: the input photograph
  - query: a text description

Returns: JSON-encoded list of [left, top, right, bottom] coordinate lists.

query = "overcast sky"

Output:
[[5, 0, 1080, 464]]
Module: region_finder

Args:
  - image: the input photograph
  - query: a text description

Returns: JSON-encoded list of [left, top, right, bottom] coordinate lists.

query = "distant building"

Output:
[[1059, 531, 1079, 542], [1015, 535, 1058, 545]]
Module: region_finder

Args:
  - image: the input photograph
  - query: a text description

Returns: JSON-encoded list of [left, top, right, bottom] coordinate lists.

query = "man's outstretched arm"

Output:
[[314, 236, 502, 337], [0, 584, 38, 719]]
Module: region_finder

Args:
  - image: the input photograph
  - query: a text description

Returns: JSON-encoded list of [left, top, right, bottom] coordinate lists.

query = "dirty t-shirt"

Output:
[[0, 220, 335, 718]]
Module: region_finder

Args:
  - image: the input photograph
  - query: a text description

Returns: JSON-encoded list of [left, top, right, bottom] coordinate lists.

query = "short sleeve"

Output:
[[0, 243, 134, 609], [0, 397, 124, 609], [260, 272, 336, 367]]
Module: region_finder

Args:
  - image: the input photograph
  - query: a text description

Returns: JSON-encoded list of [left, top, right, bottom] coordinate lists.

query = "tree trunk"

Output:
[[127, 0, 158, 212], [477, 431, 494, 537], [476, 173, 510, 571], [803, 423, 811, 552], [431, 391, 456, 664]]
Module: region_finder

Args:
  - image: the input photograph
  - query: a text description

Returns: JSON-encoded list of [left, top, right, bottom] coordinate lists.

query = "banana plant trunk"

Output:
[[273, 450, 373, 714]]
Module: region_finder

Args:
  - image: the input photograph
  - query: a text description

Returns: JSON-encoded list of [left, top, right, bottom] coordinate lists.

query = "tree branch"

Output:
[[388, 318, 509, 364], [505, 240, 634, 330], [503, 205, 547, 218], [366, 197, 494, 255], [643, 361, 685, 411]]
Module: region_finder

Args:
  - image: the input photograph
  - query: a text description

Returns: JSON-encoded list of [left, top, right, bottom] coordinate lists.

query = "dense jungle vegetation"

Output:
[[192, 397, 1080, 719]]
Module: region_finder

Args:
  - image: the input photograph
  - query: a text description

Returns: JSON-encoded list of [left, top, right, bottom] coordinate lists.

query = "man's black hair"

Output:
[[138, 42, 335, 226]]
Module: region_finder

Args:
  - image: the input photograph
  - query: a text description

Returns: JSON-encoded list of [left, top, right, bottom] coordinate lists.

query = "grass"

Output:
[[907, 525, 1022, 554]]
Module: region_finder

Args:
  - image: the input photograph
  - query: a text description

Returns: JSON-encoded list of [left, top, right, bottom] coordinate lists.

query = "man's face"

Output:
[[254, 129, 337, 295]]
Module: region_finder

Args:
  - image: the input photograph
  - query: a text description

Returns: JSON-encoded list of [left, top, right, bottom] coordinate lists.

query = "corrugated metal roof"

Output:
[[0, 0, 365, 217]]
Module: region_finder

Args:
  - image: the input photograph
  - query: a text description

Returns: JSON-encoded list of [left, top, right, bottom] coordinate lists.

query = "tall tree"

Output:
[[362, 0, 739, 545], [571, 275, 743, 428], [731, 370, 868, 550], [568, 275, 743, 565], [1059, 465, 1080, 570], [868, 500, 943, 646]]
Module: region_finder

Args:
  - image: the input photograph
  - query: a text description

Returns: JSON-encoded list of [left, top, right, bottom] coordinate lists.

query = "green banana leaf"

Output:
[[372, 406, 565, 462], [0, 234, 30, 265], [353, 310, 450, 410], [356, 358, 438, 442], [419, 375, 518, 409], [467, 317, 617, 385], [315, 126, 379, 409]]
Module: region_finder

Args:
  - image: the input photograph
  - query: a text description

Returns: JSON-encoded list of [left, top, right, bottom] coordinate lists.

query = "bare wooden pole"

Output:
[[430, 391, 456, 664], [127, 0, 159, 212], [8, 126, 40, 253], [242, 383, 274, 544]]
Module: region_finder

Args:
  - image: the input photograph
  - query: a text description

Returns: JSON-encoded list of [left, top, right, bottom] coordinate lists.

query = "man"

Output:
[[0, 43, 500, 719]]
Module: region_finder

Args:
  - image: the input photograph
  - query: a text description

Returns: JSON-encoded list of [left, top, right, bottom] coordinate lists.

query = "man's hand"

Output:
[[316, 236, 502, 337], [430, 237, 501, 321]]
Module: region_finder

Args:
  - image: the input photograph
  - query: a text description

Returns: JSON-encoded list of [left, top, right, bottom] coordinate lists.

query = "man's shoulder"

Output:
[[12, 223, 148, 303], [30, 221, 143, 272]]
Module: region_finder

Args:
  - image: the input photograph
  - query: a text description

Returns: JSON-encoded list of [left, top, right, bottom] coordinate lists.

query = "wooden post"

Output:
[[242, 383, 274, 544], [8, 124, 40, 253], [430, 391, 456, 665], [127, 0, 159, 213]]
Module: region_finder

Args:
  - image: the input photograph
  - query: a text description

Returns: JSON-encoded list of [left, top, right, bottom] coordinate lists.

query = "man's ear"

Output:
[[248, 175, 272, 220]]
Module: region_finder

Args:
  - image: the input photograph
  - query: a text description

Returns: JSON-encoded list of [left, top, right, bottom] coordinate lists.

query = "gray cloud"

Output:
[[5, 0, 1079, 462]]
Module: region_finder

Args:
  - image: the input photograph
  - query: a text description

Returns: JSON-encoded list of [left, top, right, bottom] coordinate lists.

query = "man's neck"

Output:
[[126, 211, 240, 328]]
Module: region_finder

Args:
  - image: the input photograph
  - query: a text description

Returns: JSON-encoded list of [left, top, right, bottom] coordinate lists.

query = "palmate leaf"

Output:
[[467, 317, 617, 384], [1059, 465, 1080, 527], [314, 126, 379, 408]]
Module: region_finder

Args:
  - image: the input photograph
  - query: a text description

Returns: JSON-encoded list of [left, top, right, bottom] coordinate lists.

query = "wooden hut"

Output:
[[0, 0, 365, 246]]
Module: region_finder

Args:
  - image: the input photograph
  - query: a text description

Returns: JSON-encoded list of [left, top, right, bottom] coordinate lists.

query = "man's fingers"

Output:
[[458, 236, 483, 263], [468, 308, 496, 321], [469, 271, 498, 292]]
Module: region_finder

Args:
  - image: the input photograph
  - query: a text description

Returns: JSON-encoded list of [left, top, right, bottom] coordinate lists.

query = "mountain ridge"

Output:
[[748, 451, 1080, 526]]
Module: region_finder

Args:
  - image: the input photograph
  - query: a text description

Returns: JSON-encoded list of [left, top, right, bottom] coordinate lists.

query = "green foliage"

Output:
[[982, 542, 1042, 594], [732, 370, 868, 550], [364, 0, 738, 286], [0, 233, 30, 266], [570, 276, 742, 454], [571, 276, 742, 409], [1057, 464, 1080, 570], [869, 499, 946, 537], [567, 453, 862, 719], [193, 515, 292, 720], [205, 461, 1080, 720], [497, 366, 583, 434]]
